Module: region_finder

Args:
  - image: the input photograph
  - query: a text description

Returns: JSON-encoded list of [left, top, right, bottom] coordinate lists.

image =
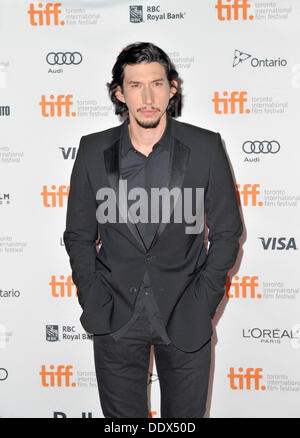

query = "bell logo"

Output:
[[236, 184, 263, 206], [212, 91, 250, 114], [40, 365, 76, 387], [228, 367, 266, 390], [226, 275, 261, 299], [28, 3, 65, 26], [50, 275, 77, 298], [215, 0, 254, 21], [41, 185, 69, 207], [39, 95, 76, 117]]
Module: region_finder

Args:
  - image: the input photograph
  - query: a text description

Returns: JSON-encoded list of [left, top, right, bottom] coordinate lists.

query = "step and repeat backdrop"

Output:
[[1, 0, 299, 418]]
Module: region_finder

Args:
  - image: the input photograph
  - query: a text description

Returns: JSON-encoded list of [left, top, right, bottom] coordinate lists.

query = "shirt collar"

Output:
[[121, 113, 172, 157]]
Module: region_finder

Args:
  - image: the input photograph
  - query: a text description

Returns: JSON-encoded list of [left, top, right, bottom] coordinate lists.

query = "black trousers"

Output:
[[93, 308, 211, 418]]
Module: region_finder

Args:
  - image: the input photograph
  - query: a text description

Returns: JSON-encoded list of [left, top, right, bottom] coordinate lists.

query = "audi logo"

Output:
[[242, 141, 280, 154], [46, 52, 82, 65], [0, 368, 8, 381]]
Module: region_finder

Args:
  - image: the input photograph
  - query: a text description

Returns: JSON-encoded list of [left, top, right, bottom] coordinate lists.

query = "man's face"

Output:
[[115, 61, 177, 128]]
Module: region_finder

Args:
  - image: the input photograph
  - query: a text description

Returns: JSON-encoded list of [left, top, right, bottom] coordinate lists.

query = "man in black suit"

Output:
[[63, 42, 243, 418]]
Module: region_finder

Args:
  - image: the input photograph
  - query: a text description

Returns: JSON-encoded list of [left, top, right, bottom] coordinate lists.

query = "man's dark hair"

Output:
[[106, 42, 182, 118]]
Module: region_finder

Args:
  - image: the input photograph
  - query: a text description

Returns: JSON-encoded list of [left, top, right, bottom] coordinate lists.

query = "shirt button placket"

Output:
[[144, 287, 151, 296]]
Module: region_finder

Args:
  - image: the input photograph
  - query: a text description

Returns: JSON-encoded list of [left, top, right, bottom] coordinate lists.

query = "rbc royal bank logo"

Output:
[[130, 6, 143, 23], [46, 325, 59, 342]]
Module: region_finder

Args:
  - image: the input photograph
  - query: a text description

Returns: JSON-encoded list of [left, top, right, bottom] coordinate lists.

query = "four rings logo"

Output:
[[242, 141, 280, 154], [46, 52, 82, 65], [0, 368, 8, 380]]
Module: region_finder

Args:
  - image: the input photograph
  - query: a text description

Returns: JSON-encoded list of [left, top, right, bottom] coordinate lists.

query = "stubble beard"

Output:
[[134, 110, 163, 129]]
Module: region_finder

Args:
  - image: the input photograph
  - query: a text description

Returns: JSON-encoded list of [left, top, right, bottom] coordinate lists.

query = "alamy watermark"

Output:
[[96, 181, 204, 234]]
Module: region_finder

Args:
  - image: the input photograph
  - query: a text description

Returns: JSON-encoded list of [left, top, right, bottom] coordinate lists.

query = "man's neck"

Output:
[[128, 113, 167, 157]]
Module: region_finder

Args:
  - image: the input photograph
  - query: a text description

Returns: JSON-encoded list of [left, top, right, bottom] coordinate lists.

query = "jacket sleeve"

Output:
[[200, 132, 243, 318], [63, 136, 98, 309]]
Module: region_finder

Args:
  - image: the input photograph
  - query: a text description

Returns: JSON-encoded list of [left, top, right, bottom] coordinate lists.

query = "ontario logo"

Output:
[[0, 105, 10, 116], [233, 49, 287, 68]]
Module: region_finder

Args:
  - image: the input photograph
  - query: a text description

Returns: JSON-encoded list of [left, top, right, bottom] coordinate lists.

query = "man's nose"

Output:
[[142, 86, 154, 104]]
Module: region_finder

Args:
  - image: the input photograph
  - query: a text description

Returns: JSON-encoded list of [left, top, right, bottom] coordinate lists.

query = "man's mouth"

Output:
[[140, 109, 158, 115]]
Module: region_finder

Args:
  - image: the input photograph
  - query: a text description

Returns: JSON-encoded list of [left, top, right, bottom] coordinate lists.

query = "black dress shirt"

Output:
[[110, 115, 172, 344]]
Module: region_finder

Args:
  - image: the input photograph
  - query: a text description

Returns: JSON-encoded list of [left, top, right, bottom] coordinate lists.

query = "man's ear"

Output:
[[115, 85, 126, 103], [169, 80, 178, 99]]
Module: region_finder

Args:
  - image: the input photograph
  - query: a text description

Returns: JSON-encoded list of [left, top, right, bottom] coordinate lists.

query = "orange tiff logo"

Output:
[[28, 3, 65, 26], [228, 367, 266, 390], [50, 275, 77, 298], [148, 411, 157, 418], [40, 365, 76, 387], [212, 91, 250, 114], [226, 276, 261, 299], [41, 185, 69, 207], [236, 184, 263, 206], [39, 95, 76, 117], [215, 0, 254, 21]]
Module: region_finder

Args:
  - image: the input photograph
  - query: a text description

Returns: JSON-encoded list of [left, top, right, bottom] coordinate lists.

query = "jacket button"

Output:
[[129, 287, 137, 293], [145, 254, 152, 261]]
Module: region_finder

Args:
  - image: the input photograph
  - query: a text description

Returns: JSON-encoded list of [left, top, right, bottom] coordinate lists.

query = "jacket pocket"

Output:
[[194, 274, 213, 318]]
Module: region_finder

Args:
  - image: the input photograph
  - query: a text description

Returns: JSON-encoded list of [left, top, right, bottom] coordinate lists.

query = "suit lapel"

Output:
[[103, 120, 191, 253], [104, 137, 148, 252]]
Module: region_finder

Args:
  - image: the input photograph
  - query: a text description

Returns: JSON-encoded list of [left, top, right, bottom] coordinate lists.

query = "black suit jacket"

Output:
[[63, 115, 243, 352]]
